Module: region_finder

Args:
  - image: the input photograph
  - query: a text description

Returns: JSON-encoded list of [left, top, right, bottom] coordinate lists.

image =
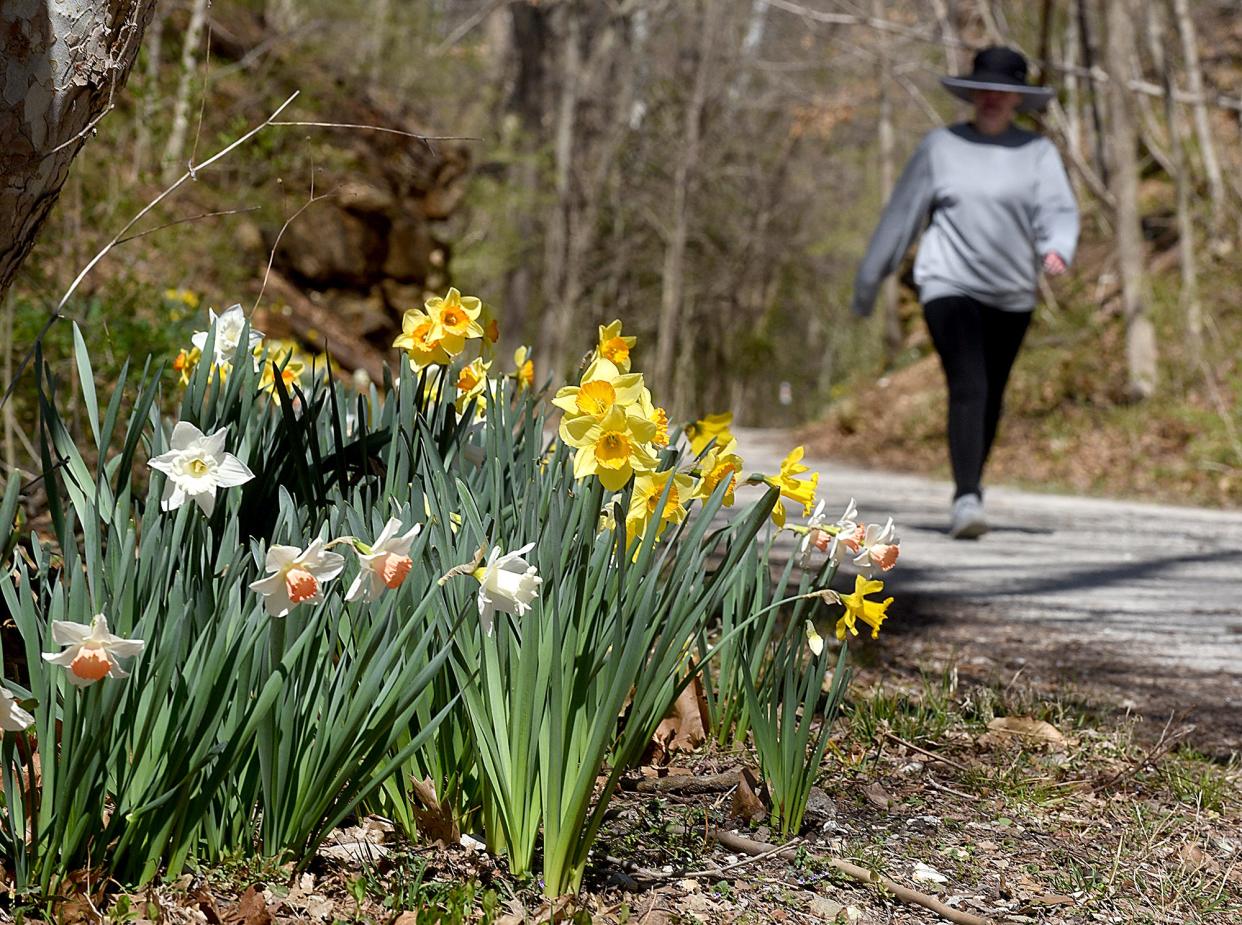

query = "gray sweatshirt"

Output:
[[852, 123, 1079, 315]]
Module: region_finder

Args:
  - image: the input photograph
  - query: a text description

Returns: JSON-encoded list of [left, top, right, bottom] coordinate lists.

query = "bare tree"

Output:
[[1168, 0, 1225, 238], [162, 0, 211, 182], [130, 1, 167, 182], [1104, 0, 1156, 400], [0, 0, 158, 305], [654, 0, 720, 402], [927, 0, 962, 74], [1146, 5, 1200, 357], [538, 2, 585, 375], [873, 0, 901, 362]]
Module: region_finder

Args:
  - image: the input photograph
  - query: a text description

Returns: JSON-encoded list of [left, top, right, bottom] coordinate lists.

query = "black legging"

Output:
[[923, 296, 1031, 500]]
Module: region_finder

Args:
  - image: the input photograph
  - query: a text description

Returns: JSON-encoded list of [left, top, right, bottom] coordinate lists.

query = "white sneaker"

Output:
[[949, 493, 988, 539]]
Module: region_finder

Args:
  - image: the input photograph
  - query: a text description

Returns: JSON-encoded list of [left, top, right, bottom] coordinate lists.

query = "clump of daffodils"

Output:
[[394, 288, 486, 372], [556, 322, 669, 495]]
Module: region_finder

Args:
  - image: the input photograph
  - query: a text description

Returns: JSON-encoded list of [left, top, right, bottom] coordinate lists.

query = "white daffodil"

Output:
[[0, 686, 34, 731], [249, 539, 346, 618], [799, 498, 860, 567], [42, 614, 145, 686], [826, 498, 864, 565], [346, 518, 422, 603], [191, 303, 264, 369], [798, 499, 829, 567], [473, 543, 542, 635], [852, 518, 900, 576], [805, 619, 824, 657], [147, 421, 254, 517]]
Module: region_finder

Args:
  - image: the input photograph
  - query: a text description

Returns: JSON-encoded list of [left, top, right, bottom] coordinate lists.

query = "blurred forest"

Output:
[[5, 0, 1242, 504]]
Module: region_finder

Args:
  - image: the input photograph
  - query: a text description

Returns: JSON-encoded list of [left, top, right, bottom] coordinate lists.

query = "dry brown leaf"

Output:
[[647, 678, 708, 764], [983, 716, 1067, 749], [730, 768, 767, 823], [1179, 841, 1217, 872], [410, 776, 461, 845], [863, 781, 893, 810], [222, 885, 272, 925]]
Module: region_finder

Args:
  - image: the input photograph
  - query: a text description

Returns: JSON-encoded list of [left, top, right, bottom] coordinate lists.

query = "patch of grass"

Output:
[[1143, 749, 1240, 814], [845, 666, 959, 744]]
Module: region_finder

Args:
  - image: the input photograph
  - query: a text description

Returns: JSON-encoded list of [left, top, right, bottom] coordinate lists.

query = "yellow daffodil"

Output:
[[686, 411, 734, 456], [426, 287, 484, 355], [258, 346, 307, 398], [627, 469, 698, 540], [562, 405, 659, 491], [455, 357, 492, 416], [636, 387, 670, 448], [394, 309, 451, 370], [765, 445, 819, 528], [172, 346, 201, 386], [696, 437, 743, 506], [513, 346, 535, 390], [164, 288, 201, 310], [597, 320, 637, 372], [835, 574, 892, 640], [553, 357, 645, 442]]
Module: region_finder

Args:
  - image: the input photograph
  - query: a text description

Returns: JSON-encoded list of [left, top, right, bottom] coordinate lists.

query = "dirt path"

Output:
[[733, 428, 1242, 755]]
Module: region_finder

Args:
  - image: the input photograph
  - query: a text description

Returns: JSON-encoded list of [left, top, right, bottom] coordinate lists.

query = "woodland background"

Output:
[[5, 0, 1242, 505]]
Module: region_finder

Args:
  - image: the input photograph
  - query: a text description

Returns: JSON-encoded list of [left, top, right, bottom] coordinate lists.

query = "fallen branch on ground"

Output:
[[687, 826, 1000, 925], [631, 769, 745, 795]]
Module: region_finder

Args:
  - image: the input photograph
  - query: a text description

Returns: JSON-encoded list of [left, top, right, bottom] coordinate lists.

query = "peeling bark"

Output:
[[0, 0, 157, 304]]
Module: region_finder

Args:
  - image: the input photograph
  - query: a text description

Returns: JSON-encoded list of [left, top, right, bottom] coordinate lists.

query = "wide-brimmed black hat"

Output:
[[940, 46, 1054, 112]]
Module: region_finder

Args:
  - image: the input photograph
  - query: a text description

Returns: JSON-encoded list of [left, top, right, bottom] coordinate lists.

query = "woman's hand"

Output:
[[1042, 251, 1067, 276]]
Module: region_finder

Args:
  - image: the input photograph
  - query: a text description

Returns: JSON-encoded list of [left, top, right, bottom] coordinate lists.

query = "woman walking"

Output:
[[852, 46, 1079, 539]]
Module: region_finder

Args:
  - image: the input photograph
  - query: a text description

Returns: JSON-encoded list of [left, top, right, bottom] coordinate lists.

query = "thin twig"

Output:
[[252, 181, 338, 313], [883, 731, 973, 774], [705, 827, 998, 925], [1090, 714, 1193, 793], [0, 91, 299, 413], [43, 104, 116, 157], [268, 120, 479, 151], [115, 206, 261, 246], [925, 774, 981, 802]]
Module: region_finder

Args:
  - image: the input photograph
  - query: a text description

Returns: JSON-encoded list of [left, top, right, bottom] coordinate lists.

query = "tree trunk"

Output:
[[1104, 0, 1156, 400], [873, 0, 900, 362], [1168, 0, 1225, 239], [500, 0, 550, 349], [1078, 0, 1109, 184], [129, 1, 166, 182], [1064, 0, 1083, 165], [928, 0, 961, 74], [539, 3, 583, 378], [161, 0, 210, 182], [0, 0, 158, 306], [654, 0, 718, 404], [1150, 3, 1202, 356]]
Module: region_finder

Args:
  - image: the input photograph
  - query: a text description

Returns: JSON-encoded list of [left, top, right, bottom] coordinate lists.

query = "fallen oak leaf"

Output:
[[410, 776, 460, 845], [222, 885, 272, 925], [730, 767, 767, 823], [981, 716, 1067, 750]]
